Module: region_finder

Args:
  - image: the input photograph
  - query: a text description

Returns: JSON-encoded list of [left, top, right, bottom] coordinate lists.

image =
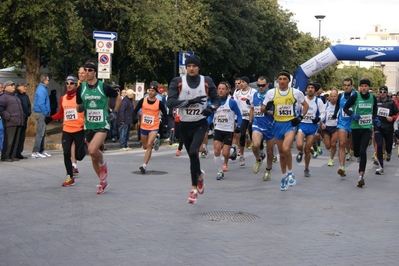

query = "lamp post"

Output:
[[315, 15, 326, 50]]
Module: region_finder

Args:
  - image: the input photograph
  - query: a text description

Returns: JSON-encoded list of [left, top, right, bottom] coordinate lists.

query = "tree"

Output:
[[332, 65, 386, 92]]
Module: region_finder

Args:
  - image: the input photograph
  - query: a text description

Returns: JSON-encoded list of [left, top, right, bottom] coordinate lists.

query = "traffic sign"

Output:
[[98, 53, 111, 79], [96, 40, 114, 53], [179, 51, 194, 67], [93, 31, 118, 41]]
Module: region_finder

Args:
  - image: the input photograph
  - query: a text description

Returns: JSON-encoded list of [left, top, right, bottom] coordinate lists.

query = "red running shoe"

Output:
[[96, 181, 108, 194], [62, 175, 75, 187], [99, 161, 108, 181], [187, 189, 198, 204], [73, 167, 79, 176], [197, 170, 205, 194]]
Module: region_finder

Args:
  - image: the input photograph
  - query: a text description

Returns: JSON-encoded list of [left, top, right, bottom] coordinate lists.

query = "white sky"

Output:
[[278, 0, 399, 42]]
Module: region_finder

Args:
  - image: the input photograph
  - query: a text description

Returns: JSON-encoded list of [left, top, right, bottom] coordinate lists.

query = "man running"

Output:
[[167, 55, 219, 204]]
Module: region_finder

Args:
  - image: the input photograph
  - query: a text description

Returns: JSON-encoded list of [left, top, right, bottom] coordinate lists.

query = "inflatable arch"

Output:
[[292, 44, 399, 93]]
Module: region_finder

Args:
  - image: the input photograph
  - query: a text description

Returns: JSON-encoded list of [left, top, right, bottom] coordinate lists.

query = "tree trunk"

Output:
[[24, 43, 41, 137]]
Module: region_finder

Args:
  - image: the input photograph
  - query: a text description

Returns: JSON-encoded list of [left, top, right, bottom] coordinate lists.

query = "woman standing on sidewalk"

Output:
[[45, 75, 86, 187], [132, 82, 168, 174]]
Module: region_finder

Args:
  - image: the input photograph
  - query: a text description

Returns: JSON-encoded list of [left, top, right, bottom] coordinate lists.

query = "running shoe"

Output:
[[197, 170, 205, 194], [153, 134, 160, 151], [187, 189, 198, 204], [296, 151, 303, 163], [62, 175, 75, 187], [310, 148, 318, 159], [280, 175, 289, 191], [349, 150, 354, 157], [202, 145, 209, 159], [222, 164, 228, 172], [229, 145, 237, 161], [317, 146, 323, 155], [304, 168, 311, 177], [386, 153, 391, 162], [42, 152, 51, 157], [375, 167, 384, 175], [373, 159, 379, 166], [176, 150, 181, 156], [288, 173, 296, 186], [371, 152, 376, 160], [31, 152, 46, 159], [345, 153, 351, 161], [327, 159, 334, 166], [216, 172, 224, 180], [357, 177, 365, 188], [73, 167, 79, 176], [263, 169, 271, 181], [96, 181, 109, 194], [273, 156, 278, 163], [139, 164, 146, 174], [337, 167, 346, 177], [99, 161, 108, 181], [239, 156, 245, 166], [252, 159, 262, 174]]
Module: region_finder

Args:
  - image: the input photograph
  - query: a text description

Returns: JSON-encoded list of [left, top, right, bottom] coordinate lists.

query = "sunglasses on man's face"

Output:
[[257, 84, 267, 88], [84, 68, 94, 72], [65, 82, 76, 85], [379, 90, 387, 93]]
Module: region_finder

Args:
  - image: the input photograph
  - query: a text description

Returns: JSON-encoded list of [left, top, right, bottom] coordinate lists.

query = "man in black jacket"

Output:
[[15, 83, 31, 159], [0, 81, 24, 162]]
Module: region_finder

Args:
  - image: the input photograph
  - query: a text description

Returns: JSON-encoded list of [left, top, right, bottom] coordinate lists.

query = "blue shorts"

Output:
[[298, 123, 318, 136], [252, 124, 274, 141], [337, 122, 351, 134], [273, 121, 296, 140], [140, 129, 158, 136]]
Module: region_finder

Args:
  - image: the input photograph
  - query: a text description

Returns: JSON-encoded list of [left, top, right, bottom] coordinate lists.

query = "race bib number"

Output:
[[303, 111, 314, 122], [87, 109, 103, 122], [253, 106, 263, 117], [242, 111, 250, 119], [216, 114, 229, 123], [377, 107, 389, 117], [359, 114, 372, 125], [277, 104, 293, 116], [142, 114, 154, 125], [64, 109, 78, 121], [185, 107, 201, 116]]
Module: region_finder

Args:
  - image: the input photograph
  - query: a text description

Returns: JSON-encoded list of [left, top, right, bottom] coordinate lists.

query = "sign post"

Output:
[[93, 31, 118, 80], [179, 51, 194, 75]]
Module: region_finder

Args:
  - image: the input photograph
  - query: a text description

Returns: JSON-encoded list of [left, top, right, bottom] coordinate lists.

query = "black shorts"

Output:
[[214, 129, 234, 146], [322, 126, 338, 136], [86, 128, 108, 143]]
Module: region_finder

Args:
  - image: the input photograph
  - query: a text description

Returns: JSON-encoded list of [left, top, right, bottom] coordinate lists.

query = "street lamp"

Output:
[[315, 15, 326, 48]]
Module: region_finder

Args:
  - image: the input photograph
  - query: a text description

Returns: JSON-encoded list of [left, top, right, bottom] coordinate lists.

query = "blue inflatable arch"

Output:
[[292, 44, 399, 93]]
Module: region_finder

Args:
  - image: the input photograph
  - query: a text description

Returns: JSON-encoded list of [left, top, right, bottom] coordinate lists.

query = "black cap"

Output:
[[241, 76, 250, 84]]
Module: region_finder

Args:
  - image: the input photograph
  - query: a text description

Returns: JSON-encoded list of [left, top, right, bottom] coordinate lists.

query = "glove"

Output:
[[109, 111, 118, 122], [248, 121, 253, 131], [234, 126, 241, 133], [245, 99, 251, 105], [265, 101, 274, 111], [201, 107, 213, 117], [45, 116, 52, 125], [312, 117, 321, 124], [331, 114, 337, 120], [395, 130, 399, 138], [374, 118, 381, 127], [351, 114, 361, 121], [290, 115, 303, 126], [188, 95, 207, 105], [209, 122, 214, 131], [77, 103, 85, 112]]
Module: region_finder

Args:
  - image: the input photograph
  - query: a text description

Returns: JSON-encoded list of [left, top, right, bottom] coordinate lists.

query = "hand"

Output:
[[234, 126, 241, 133], [248, 122, 253, 131], [77, 103, 85, 112], [109, 111, 118, 122], [265, 101, 274, 111], [209, 122, 214, 131], [201, 107, 213, 117], [351, 114, 361, 121], [290, 115, 303, 126], [188, 95, 207, 105], [331, 114, 337, 120], [312, 117, 321, 124], [374, 118, 381, 127], [45, 116, 52, 125]]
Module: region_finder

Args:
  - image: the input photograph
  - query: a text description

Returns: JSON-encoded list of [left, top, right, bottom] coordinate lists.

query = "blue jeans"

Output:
[[33, 112, 47, 153], [119, 124, 131, 148], [0, 119, 4, 152]]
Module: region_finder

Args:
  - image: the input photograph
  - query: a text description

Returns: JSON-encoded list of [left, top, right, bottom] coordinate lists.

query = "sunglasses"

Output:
[[84, 68, 94, 72], [65, 82, 76, 85], [256, 84, 267, 87], [342, 84, 351, 87], [379, 90, 387, 93]]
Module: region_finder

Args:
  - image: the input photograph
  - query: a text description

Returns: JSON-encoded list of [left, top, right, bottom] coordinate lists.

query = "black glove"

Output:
[[209, 122, 214, 131], [248, 121, 253, 131], [395, 130, 399, 138], [245, 99, 251, 105], [290, 115, 303, 126], [77, 103, 85, 112], [45, 116, 52, 125], [265, 101, 274, 110], [133, 118, 139, 125], [312, 117, 321, 124], [188, 95, 207, 105], [331, 114, 337, 120], [201, 107, 213, 117], [109, 111, 118, 122], [234, 126, 241, 133]]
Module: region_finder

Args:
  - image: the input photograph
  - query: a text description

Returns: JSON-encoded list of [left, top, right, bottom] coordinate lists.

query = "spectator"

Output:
[[117, 89, 135, 151], [15, 83, 31, 159], [0, 83, 4, 156]]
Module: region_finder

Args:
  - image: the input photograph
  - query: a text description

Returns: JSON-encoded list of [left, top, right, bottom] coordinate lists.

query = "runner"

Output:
[[76, 63, 121, 194], [166, 55, 218, 204], [261, 70, 308, 191]]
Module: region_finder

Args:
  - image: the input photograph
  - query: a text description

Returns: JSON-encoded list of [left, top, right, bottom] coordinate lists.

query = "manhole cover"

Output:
[[131, 170, 168, 175], [202, 211, 259, 222]]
